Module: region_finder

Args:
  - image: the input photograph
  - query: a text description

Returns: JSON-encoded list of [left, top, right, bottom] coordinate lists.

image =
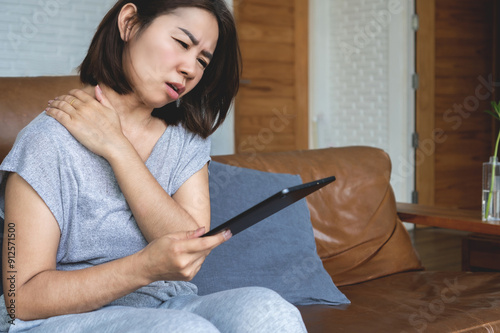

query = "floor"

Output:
[[408, 226, 470, 271]]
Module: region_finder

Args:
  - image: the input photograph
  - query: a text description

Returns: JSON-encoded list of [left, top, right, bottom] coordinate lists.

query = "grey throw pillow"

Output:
[[191, 161, 350, 306]]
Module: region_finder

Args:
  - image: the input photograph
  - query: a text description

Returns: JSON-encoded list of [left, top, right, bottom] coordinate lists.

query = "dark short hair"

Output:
[[79, 0, 241, 138]]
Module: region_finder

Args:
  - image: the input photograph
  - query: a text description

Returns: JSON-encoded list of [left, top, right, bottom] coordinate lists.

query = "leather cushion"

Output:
[[298, 271, 500, 332]]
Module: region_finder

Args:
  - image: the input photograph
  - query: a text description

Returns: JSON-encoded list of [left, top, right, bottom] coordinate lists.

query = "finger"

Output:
[[49, 94, 72, 106], [175, 250, 210, 281], [68, 88, 95, 104], [45, 104, 74, 128], [95, 85, 114, 109], [183, 229, 232, 253], [46, 98, 74, 113], [210, 229, 232, 247], [190, 254, 208, 277], [53, 94, 80, 109], [46, 94, 82, 123], [168, 227, 205, 241], [186, 226, 206, 239], [68, 96, 78, 108]]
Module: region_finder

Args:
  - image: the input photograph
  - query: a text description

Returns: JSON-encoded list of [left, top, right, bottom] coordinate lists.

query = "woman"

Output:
[[0, 0, 307, 332]]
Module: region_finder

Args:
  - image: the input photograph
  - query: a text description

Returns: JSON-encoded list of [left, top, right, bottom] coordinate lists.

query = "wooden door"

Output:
[[233, 0, 308, 153], [416, 0, 495, 210]]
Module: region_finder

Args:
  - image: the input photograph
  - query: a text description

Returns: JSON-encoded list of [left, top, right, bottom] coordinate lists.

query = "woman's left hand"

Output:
[[46, 86, 128, 159]]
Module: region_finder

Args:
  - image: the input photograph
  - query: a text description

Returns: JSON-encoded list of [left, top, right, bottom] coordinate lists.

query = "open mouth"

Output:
[[166, 82, 185, 96], [165, 82, 182, 100], [167, 83, 179, 93]]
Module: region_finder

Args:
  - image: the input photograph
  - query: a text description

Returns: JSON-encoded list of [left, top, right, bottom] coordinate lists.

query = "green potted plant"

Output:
[[483, 101, 500, 221]]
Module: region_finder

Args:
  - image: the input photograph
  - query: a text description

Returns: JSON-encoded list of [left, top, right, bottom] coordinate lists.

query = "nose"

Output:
[[178, 56, 197, 80]]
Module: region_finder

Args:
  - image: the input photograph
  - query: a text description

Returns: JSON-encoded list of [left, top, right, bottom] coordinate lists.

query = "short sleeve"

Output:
[[170, 130, 211, 194], [0, 114, 65, 228]]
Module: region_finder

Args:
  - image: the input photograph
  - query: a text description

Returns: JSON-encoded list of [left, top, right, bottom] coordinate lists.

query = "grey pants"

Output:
[[5, 287, 307, 332]]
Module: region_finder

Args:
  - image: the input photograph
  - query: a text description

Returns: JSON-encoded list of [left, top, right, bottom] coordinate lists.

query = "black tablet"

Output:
[[202, 175, 336, 238]]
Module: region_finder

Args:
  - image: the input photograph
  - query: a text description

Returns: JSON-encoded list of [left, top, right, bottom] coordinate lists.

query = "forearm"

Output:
[[107, 143, 200, 242], [11, 251, 150, 321]]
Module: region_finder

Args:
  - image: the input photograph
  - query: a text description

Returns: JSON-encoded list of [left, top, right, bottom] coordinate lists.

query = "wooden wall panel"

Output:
[[416, 0, 495, 210], [416, 0, 436, 205], [234, 0, 308, 153], [293, 0, 309, 150], [239, 41, 294, 62], [433, 0, 494, 210]]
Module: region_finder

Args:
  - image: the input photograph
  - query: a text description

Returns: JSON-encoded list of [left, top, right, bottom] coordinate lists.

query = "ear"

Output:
[[118, 3, 139, 42]]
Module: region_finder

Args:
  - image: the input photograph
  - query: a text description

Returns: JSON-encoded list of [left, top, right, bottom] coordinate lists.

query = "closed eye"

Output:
[[198, 59, 208, 69], [174, 38, 188, 49]]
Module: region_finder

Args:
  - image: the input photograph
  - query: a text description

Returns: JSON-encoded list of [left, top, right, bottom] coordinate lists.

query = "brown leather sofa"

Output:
[[1, 76, 500, 332]]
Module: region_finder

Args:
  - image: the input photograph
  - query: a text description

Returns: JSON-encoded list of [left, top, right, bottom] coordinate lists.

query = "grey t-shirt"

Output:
[[0, 112, 211, 308]]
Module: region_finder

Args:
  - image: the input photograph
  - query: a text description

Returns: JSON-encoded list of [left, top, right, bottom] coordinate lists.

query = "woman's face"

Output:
[[122, 7, 219, 109]]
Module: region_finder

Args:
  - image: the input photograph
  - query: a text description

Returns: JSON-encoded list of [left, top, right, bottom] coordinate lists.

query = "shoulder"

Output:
[[17, 112, 74, 143], [169, 124, 211, 150], [9, 112, 81, 161]]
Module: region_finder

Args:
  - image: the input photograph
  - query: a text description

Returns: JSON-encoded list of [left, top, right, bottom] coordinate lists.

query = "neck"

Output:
[[83, 84, 157, 131]]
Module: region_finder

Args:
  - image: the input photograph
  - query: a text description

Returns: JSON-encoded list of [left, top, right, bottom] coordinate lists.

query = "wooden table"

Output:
[[397, 202, 500, 271], [396, 202, 500, 236]]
